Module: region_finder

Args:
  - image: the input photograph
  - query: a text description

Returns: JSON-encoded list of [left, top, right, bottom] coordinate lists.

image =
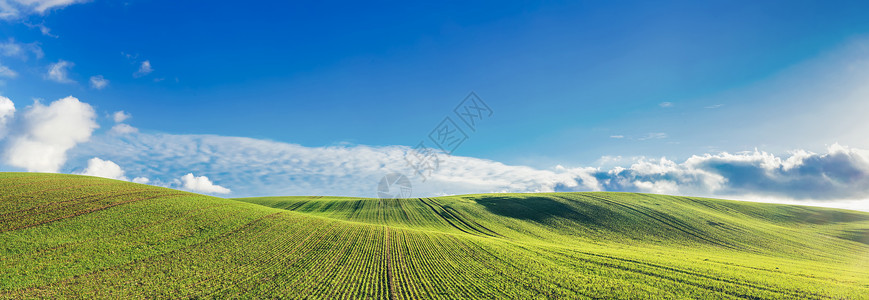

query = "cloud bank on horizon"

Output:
[[0, 94, 867, 211], [72, 130, 869, 201]]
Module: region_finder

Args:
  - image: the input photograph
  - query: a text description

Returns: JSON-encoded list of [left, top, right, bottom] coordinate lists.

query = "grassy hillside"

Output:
[[1, 173, 868, 299]]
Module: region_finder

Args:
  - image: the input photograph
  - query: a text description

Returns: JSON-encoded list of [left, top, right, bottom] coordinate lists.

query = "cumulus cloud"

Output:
[[134, 60, 152, 77], [4, 96, 98, 172], [0, 0, 86, 19], [76, 157, 127, 181], [570, 144, 869, 201], [180, 173, 231, 194], [132, 177, 149, 184], [0, 95, 14, 137], [45, 60, 74, 83], [589, 157, 724, 196], [89, 75, 108, 89], [681, 145, 869, 200]]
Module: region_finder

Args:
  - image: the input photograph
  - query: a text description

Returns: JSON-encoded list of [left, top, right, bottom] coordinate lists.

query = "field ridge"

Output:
[[2, 173, 868, 299]]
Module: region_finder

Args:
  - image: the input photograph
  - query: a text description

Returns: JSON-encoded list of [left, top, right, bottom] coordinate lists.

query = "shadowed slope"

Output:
[[239, 193, 869, 256], [1, 173, 868, 299]]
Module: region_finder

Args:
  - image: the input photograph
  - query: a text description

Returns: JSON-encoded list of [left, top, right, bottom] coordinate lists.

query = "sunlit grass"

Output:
[[1, 173, 867, 299]]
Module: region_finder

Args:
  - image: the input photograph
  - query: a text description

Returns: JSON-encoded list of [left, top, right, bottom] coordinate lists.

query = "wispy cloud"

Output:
[[638, 132, 667, 141], [0, 0, 87, 20], [122, 52, 138, 61], [110, 123, 138, 134], [609, 135, 624, 139], [134, 60, 152, 78], [659, 101, 674, 108], [69, 132, 594, 197], [24, 22, 57, 38], [0, 38, 42, 60], [0, 64, 16, 78], [0, 39, 23, 57], [63, 127, 869, 210], [0, 39, 42, 80], [705, 104, 724, 109], [45, 60, 74, 83], [0, 95, 864, 209], [89, 75, 108, 89]]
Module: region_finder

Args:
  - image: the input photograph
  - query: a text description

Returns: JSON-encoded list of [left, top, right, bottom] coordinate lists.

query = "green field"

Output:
[[1, 173, 868, 299]]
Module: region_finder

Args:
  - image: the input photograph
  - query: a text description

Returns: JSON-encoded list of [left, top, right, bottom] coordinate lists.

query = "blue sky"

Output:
[[2, 1, 869, 210]]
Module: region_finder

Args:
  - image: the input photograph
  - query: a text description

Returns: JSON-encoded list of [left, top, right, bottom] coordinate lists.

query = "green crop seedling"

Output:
[[1, 173, 866, 299]]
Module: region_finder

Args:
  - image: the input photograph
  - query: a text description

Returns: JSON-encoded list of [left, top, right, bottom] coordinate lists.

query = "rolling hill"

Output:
[[1, 172, 868, 299]]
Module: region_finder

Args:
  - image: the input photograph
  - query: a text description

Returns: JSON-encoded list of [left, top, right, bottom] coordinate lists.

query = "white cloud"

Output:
[[0, 64, 16, 78], [70, 133, 592, 198], [66, 130, 869, 211], [132, 176, 149, 184], [25, 22, 56, 37], [0, 0, 86, 20], [4, 96, 98, 172], [0, 38, 42, 60], [134, 60, 152, 77], [594, 156, 726, 196], [112, 110, 131, 123], [0, 39, 41, 79], [122, 52, 138, 61], [45, 60, 74, 83], [76, 157, 127, 181], [0, 95, 13, 121], [638, 132, 667, 140], [583, 144, 869, 201], [180, 173, 231, 194], [109, 111, 136, 134], [0, 95, 14, 137], [609, 135, 624, 139], [0, 40, 22, 57], [659, 101, 674, 108], [110, 123, 137, 134], [0, 39, 22, 57], [89, 75, 108, 89]]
